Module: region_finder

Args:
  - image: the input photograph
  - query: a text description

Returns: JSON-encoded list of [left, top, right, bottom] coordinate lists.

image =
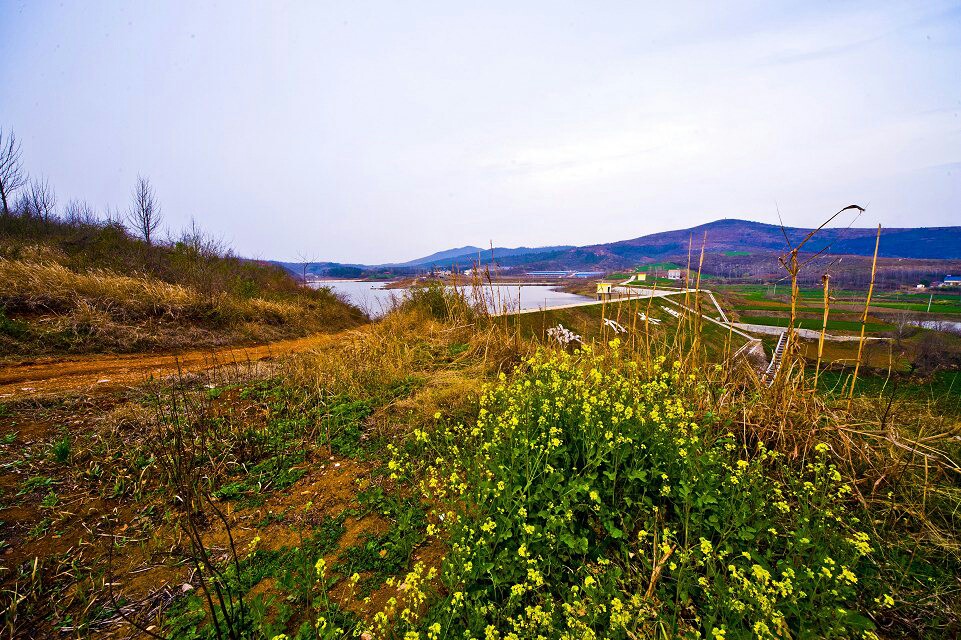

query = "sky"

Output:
[[1, 1, 959, 263]]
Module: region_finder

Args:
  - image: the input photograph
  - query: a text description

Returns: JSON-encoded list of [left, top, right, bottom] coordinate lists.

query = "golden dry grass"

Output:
[[0, 258, 365, 354]]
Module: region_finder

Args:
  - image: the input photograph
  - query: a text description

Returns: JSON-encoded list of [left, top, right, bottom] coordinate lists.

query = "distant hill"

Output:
[[277, 219, 961, 276], [387, 244, 576, 269], [508, 219, 961, 269], [274, 245, 574, 278], [598, 219, 961, 261]]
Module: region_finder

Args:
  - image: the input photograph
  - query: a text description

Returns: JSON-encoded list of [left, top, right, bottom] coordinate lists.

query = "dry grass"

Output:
[[0, 258, 365, 355], [288, 301, 523, 432]]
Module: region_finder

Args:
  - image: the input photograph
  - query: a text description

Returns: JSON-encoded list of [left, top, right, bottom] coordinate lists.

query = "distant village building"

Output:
[[633, 272, 647, 282], [572, 271, 605, 278], [667, 269, 683, 280], [942, 275, 961, 287]]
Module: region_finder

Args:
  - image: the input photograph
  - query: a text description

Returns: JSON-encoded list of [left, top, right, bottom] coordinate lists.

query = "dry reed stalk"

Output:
[[783, 248, 801, 366], [814, 274, 831, 387], [771, 204, 865, 386], [848, 224, 881, 405], [642, 280, 657, 365], [690, 232, 707, 361]]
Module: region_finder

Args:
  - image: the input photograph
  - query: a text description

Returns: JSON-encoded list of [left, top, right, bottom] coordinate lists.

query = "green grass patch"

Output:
[[337, 486, 428, 596], [163, 512, 353, 639], [214, 450, 307, 507], [0, 308, 30, 339], [739, 314, 891, 332], [817, 370, 961, 415]]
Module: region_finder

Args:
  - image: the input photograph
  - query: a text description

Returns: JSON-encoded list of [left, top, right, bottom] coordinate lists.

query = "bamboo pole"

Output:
[[849, 224, 882, 405]]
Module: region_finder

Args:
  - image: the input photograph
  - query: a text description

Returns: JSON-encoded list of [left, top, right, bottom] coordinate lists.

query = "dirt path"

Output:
[[0, 332, 338, 399]]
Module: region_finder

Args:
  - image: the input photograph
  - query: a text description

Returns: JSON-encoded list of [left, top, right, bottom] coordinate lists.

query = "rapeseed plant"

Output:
[[386, 347, 887, 638]]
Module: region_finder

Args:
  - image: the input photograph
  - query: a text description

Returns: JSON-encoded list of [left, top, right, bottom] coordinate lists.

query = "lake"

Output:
[[909, 319, 961, 334], [311, 280, 595, 317]]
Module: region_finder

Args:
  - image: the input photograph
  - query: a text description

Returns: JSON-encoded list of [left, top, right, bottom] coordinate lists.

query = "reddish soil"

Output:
[[0, 332, 338, 399]]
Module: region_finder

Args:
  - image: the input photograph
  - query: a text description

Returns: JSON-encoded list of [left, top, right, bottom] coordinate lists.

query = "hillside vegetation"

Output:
[[0, 214, 365, 356], [2, 284, 959, 638]]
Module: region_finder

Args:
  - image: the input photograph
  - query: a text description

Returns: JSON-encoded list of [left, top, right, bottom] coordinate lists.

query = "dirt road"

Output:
[[0, 333, 337, 399]]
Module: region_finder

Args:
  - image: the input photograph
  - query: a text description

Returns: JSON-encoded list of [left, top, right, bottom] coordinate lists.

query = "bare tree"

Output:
[[103, 205, 125, 228], [28, 176, 57, 223], [128, 175, 163, 245], [0, 128, 27, 216], [12, 191, 32, 217], [63, 198, 99, 225], [891, 310, 918, 347], [297, 249, 319, 285]]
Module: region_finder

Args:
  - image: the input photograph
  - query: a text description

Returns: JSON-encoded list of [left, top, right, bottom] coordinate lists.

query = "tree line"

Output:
[[1, 127, 163, 246]]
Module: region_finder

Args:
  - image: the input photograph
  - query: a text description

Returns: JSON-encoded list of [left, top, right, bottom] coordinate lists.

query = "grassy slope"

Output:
[[0, 217, 366, 356]]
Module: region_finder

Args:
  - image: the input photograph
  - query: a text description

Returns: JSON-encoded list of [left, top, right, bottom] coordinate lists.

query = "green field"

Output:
[[816, 370, 961, 413], [714, 284, 961, 326], [625, 277, 683, 287], [736, 314, 892, 333]]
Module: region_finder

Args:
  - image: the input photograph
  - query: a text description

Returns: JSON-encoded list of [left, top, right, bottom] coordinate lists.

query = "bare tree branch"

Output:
[[0, 128, 27, 216]]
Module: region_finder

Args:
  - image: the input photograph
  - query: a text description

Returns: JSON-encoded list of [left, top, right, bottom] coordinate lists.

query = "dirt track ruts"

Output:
[[0, 332, 337, 399]]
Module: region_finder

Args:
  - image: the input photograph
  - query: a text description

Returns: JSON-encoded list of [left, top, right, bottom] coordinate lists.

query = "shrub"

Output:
[[399, 283, 476, 322]]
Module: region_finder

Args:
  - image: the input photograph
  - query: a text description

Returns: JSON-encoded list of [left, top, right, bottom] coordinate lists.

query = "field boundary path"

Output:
[[0, 332, 338, 399]]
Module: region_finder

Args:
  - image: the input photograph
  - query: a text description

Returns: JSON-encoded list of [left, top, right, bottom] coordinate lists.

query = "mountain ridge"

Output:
[[276, 218, 961, 277]]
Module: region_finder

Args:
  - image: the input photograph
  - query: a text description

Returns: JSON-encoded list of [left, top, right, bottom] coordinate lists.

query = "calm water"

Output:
[[910, 319, 961, 334], [311, 280, 594, 317]]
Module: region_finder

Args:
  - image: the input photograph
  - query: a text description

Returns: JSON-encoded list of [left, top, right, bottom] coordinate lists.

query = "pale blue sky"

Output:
[[2, 1, 959, 263]]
